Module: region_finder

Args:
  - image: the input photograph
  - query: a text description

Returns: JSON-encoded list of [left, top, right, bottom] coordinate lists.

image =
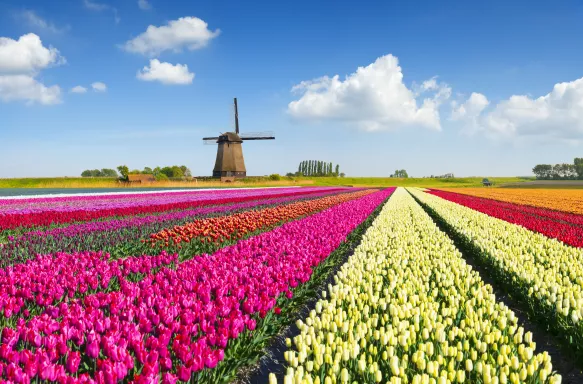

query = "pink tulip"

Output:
[[66, 352, 81, 374]]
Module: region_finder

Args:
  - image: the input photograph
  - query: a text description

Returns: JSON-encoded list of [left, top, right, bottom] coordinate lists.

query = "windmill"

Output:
[[203, 98, 275, 178]]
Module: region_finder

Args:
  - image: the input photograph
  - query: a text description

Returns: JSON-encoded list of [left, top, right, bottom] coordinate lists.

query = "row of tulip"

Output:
[[0, 188, 349, 266], [439, 188, 583, 216], [276, 188, 560, 384], [148, 189, 376, 248], [0, 251, 177, 327], [410, 188, 583, 357], [427, 189, 583, 248], [0, 189, 393, 383], [0, 187, 345, 230]]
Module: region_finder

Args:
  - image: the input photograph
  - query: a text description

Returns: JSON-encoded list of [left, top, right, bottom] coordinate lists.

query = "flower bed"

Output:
[[410, 187, 583, 359], [428, 189, 583, 247], [0, 189, 392, 383], [276, 188, 560, 384]]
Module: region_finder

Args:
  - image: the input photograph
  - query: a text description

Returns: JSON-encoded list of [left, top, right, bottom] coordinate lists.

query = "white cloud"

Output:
[[451, 92, 489, 121], [122, 17, 220, 56], [83, 0, 120, 23], [91, 82, 107, 92], [0, 33, 64, 105], [137, 59, 194, 85], [138, 0, 152, 10], [70, 85, 88, 94], [288, 54, 450, 131], [0, 33, 64, 74], [20, 11, 69, 34], [0, 75, 61, 105], [454, 78, 583, 142]]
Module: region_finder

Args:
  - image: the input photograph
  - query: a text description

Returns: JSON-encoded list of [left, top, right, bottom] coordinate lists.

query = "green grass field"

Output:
[[0, 176, 533, 189], [309, 176, 531, 188]]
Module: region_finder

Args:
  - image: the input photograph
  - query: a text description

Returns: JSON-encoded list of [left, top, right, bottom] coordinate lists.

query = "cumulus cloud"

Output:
[[70, 85, 88, 94], [122, 17, 220, 56], [20, 10, 69, 34], [451, 92, 489, 121], [91, 82, 107, 92], [138, 0, 152, 10], [0, 33, 64, 105], [0, 33, 64, 74], [0, 75, 61, 105], [288, 54, 450, 131], [453, 78, 583, 142], [137, 59, 194, 85]]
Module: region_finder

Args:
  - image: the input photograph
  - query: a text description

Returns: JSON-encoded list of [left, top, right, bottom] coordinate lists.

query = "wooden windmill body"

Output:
[[203, 98, 275, 178]]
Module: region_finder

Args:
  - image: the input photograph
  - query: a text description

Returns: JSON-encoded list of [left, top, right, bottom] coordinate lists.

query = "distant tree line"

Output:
[[390, 169, 409, 178], [296, 160, 341, 177], [430, 173, 454, 178], [532, 158, 583, 180], [81, 169, 118, 177], [116, 165, 192, 181]]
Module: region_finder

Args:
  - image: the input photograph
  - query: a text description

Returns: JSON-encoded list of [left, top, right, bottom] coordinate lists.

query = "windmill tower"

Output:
[[203, 98, 275, 178]]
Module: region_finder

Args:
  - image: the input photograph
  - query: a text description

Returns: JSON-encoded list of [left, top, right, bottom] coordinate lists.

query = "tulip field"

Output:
[[1, 185, 582, 383]]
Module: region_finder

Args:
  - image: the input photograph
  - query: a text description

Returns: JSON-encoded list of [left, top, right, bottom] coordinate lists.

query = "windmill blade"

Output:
[[234, 98, 240, 134], [203, 136, 220, 145], [239, 131, 275, 139]]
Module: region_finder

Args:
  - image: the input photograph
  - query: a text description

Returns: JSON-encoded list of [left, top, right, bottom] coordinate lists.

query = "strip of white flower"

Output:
[[409, 187, 583, 334], [272, 188, 559, 384]]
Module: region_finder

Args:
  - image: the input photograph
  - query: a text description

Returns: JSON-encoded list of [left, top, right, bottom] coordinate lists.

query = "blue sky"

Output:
[[1, 0, 582, 178]]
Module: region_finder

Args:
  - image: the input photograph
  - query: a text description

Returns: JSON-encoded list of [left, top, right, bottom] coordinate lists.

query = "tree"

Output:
[[117, 165, 129, 180], [180, 165, 192, 178], [156, 173, 169, 181], [391, 170, 409, 178], [100, 168, 117, 177], [142, 167, 153, 174], [340, 172, 345, 177], [160, 166, 184, 179], [554, 163, 576, 179], [328, 162, 333, 176], [335, 164, 339, 177], [532, 164, 553, 180], [575, 158, 583, 180]]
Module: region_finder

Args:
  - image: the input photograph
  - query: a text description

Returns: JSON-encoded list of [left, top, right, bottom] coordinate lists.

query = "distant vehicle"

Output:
[[482, 178, 492, 186]]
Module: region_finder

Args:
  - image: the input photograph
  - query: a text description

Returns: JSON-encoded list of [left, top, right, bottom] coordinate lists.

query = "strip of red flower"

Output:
[[428, 189, 583, 248]]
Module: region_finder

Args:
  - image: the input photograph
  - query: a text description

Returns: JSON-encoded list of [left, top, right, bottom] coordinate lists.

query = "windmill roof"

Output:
[[220, 132, 243, 142]]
